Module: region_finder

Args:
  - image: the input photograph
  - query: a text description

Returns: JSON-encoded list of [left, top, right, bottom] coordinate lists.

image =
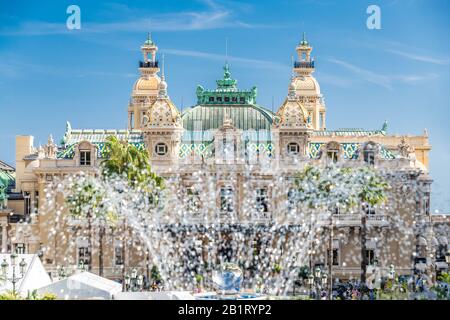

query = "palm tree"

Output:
[[355, 167, 389, 288], [100, 135, 164, 287], [295, 165, 388, 299]]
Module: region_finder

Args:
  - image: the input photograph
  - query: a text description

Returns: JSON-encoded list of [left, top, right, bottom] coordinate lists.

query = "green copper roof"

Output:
[[0, 164, 15, 197], [183, 64, 273, 137], [57, 122, 145, 159], [299, 32, 309, 46], [182, 105, 274, 133], [143, 32, 154, 46], [195, 64, 258, 105]]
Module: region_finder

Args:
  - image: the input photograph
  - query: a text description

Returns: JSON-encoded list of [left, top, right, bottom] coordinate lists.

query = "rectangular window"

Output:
[[224, 97, 230, 102], [364, 151, 375, 165], [78, 247, 91, 267], [232, 97, 237, 102], [423, 193, 430, 215], [35, 191, 39, 214], [80, 151, 91, 166], [15, 243, 26, 254], [327, 248, 339, 266], [216, 97, 222, 102], [220, 187, 234, 213], [364, 204, 376, 215], [255, 188, 269, 215], [366, 249, 375, 265], [187, 187, 201, 216], [24, 191, 31, 215], [239, 97, 245, 103], [209, 97, 214, 102], [129, 112, 134, 129], [114, 241, 124, 266], [327, 151, 338, 163]]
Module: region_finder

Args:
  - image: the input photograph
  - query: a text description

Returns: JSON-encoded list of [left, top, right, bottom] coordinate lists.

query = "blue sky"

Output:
[[0, 0, 449, 211]]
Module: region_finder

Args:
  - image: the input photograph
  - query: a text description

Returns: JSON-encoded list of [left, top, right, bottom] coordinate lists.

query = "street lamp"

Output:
[[445, 250, 450, 264], [388, 264, 395, 280], [308, 267, 327, 300], [124, 269, 144, 292], [0, 253, 27, 294]]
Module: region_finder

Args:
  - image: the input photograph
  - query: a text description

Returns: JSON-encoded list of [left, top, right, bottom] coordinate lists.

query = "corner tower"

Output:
[[128, 33, 161, 130], [142, 61, 183, 167], [291, 33, 326, 130]]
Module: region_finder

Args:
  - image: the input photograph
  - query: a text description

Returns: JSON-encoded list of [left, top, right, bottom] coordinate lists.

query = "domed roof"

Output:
[[133, 76, 160, 91], [292, 76, 321, 95], [182, 104, 273, 132], [146, 99, 182, 128], [144, 75, 182, 128], [183, 64, 274, 132], [274, 99, 310, 129]]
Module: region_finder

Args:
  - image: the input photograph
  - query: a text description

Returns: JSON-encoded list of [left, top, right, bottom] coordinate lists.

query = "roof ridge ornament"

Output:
[[381, 120, 388, 133]]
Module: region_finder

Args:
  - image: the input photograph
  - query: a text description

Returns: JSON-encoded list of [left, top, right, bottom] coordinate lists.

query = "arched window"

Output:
[[363, 142, 376, 165], [326, 142, 340, 163]]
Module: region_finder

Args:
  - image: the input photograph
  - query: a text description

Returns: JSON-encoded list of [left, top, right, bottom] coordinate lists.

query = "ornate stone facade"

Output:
[[3, 34, 447, 283]]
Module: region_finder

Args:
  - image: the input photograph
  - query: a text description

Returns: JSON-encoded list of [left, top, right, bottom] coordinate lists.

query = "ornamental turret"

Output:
[[142, 58, 183, 168], [285, 32, 326, 131], [128, 33, 162, 130]]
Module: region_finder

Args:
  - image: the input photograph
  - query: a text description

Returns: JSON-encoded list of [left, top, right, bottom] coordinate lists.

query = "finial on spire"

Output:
[[300, 32, 309, 46], [143, 31, 154, 46], [223, 63, 231, 80], [291, 55, 295, 78], [158, 54, 168, 99]]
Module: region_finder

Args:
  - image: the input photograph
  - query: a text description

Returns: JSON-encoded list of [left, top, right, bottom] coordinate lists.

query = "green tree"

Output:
[[66, 175, 106, 273], [100, 135, 164, 285], [295, 165, 388, 298], [355, 167, 389, 286]]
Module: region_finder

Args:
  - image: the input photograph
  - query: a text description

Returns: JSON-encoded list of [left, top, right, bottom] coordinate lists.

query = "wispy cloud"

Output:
[[385, 49, 450, 66], [162, 48, 290, 71], [326, 57, 439, 90], [0, 55, 134, 79], [0, 0, 257, 36]]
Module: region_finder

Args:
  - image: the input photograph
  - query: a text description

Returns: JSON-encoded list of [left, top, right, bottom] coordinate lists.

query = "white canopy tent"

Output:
[[0, 254, 52, 296], [36, 271, 122, 300], [113, 291, 195, 300]]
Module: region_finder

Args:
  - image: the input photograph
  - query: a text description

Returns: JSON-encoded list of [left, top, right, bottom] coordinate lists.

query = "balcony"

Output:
[[7, 214, 31, 224], [139, 60, 159, 68], [316, 214, 389, 227], [367, 214, 389, 227], [294, 61, 314, 69]]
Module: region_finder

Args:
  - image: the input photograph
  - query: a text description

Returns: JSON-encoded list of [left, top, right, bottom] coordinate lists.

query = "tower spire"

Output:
[[225, 37, 228, 64], [162, 53, 165, 79], [158, 54, 168, 99]]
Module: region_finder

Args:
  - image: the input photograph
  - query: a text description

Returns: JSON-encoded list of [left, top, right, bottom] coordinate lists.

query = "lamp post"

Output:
[[124, 268, 144, 292], [445, 250, 450, 265], [0, 253, 27, 294], [308, 266, 328, 300]]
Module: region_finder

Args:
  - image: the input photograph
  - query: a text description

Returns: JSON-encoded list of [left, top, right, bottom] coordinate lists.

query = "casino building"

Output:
[[1, 33, 447, 284]]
